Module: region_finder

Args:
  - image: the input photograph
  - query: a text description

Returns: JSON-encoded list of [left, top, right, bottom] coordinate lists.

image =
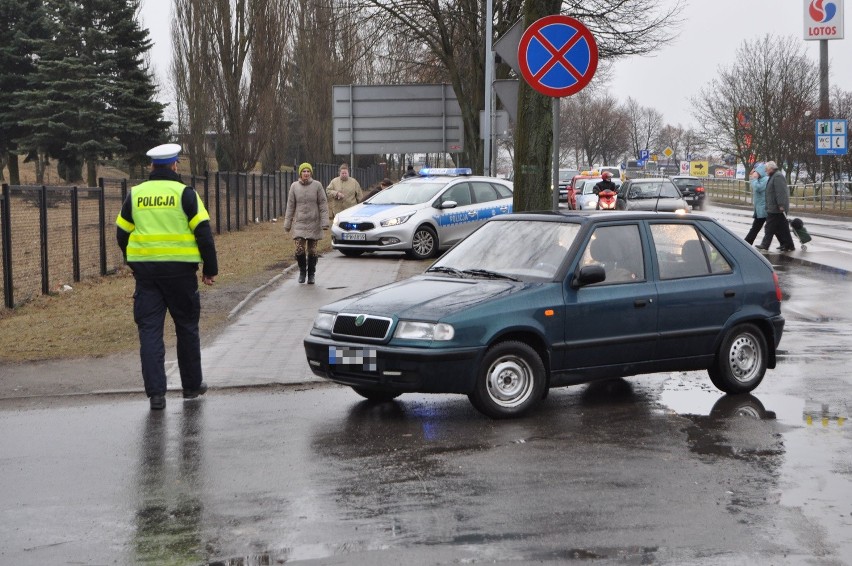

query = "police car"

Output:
[[331, 168, 514, 259]]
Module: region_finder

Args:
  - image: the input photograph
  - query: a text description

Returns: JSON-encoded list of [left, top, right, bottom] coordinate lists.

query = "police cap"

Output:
[[146, 143, 182, 165]]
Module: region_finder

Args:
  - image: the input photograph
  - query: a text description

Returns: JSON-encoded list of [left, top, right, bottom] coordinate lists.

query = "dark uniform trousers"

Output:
[[133, 273, 203, 397]]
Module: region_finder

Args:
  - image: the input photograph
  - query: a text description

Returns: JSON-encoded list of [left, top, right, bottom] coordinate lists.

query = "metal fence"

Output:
[[1, 164, 382, 309], [703, 178, 852, 213]]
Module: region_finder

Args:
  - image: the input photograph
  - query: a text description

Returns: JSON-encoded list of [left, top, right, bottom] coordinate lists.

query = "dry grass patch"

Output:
[[0, 221, 332, 362]]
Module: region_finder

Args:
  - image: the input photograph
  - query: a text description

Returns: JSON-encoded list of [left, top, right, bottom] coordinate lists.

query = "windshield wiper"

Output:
[[426, 266, 465, 277], [461, 269, 519, 281]]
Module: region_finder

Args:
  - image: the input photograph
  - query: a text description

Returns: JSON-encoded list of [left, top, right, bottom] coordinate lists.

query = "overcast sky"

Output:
[[139, 0, 851, 129]]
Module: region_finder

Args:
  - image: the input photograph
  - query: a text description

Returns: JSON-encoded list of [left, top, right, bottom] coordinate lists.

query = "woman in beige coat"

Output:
[[283, 163, 329, 284]]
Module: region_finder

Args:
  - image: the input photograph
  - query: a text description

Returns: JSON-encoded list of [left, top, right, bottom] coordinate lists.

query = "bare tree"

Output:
[[561, 90, 629, 167], [199, 0, 289, 172], [623, 97, 664, 159], [693, 35, 818, 180], [172, 0, 212, 176], [680, 127, 706, 162], [832, 87, 852, 185], [287, 0, 376, 165]]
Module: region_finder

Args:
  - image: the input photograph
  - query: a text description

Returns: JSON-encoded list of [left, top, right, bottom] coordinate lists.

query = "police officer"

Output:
[[116, 143, 218, 410]]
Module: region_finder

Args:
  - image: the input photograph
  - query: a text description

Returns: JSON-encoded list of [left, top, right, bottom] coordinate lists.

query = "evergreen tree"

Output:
[[94, 0, 169, 179], [16, 0, 168, 186], [0, 0, 50, 184]]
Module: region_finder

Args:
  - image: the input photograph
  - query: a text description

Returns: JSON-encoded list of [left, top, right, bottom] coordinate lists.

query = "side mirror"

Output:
[[571, 264, 606, 288], [438, 200, 458, 209]]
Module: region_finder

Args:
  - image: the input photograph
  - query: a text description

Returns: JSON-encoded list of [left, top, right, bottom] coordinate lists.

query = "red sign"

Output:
[[518, 15, 598, 97]]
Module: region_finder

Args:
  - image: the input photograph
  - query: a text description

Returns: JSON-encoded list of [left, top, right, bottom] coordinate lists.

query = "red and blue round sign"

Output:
[[518, 15, 598, 98]]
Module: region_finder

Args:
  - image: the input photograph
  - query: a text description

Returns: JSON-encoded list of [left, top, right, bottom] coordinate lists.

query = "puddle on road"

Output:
[[658, 373, 848, 428], [660, 373, 852, 553]]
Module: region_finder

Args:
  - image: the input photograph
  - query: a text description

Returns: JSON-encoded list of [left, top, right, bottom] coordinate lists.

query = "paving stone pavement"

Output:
[[166, 253, 423, 390]]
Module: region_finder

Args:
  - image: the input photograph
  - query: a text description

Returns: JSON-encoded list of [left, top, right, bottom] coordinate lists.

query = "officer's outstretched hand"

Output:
[[202, 275, 215, 286]]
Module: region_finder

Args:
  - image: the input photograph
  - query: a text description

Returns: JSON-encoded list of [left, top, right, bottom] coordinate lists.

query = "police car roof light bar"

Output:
[[418, 167, 473, 177]]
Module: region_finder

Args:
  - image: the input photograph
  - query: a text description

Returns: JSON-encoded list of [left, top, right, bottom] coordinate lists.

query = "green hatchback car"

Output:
[[304, 211, 785, 419]]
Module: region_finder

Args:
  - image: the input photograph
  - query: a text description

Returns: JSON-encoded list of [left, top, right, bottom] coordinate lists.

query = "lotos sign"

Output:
[[804, 0, 844, 40]]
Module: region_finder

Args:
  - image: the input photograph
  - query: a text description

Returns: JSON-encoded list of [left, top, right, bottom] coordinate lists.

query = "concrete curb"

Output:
[[227, 263, 298, 319]]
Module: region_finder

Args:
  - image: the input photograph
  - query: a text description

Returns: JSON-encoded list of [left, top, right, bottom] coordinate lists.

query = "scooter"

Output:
[[596, 188, 617, 210]]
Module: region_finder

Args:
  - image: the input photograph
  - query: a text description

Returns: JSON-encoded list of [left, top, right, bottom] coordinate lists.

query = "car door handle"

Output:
[[634, 299, 648, 308], [724, 290, 736, 297]]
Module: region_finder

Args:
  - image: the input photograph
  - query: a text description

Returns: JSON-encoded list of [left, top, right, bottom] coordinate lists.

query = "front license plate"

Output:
[[329, 346, 377, 371], [342, 232, 366, 241]]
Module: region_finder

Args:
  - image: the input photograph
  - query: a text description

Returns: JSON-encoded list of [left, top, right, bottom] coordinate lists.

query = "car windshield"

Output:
[[367, 181, 446, 205], [559, 170, 579, 182], [582, 179, 602, 194], [430, 220, 581, 279], [627, 181, 681, 199]]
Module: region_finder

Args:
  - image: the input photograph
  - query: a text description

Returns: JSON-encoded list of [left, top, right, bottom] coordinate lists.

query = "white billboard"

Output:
[[804, 0, 844, 40]]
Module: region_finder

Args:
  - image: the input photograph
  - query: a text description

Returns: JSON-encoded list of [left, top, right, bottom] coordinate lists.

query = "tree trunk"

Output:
[[86, 159, 97, 188], [6, 152, 20, 185], [512, 0, 560, 212]]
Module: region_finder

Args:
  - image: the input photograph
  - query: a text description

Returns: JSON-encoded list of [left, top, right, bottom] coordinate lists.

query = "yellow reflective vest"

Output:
[[116, 180, 210, 263]]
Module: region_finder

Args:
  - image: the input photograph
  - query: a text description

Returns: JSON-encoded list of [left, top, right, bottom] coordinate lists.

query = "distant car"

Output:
[[331, 168, 513, 260], [617, 178, 690, 213], [598, 165, 622, 181], [557, 169, 580, 205], [566, 174, 595, 209], [305, 211, 785, 419], [575, 177, 623, 210], [670, 175, 707, 210]]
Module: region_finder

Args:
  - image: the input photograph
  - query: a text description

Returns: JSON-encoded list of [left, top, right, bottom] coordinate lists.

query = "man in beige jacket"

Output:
[[326, 163, 363, 217]]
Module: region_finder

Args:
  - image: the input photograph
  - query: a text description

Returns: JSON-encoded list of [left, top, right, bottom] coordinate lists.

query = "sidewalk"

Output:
[[166, 253, 427, 391]]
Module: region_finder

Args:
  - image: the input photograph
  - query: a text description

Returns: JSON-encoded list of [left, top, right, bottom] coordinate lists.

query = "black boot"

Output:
[[296, 254, 307, 283], [307, 255, 317, 284]]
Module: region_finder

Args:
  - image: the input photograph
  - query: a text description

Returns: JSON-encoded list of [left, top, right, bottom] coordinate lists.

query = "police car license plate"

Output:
[[342, 232, 366, 241], [329, 346, 377, 371]]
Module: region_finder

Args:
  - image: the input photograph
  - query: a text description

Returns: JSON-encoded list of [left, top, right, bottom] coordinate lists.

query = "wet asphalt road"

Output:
[[1, 229, 851, 565]]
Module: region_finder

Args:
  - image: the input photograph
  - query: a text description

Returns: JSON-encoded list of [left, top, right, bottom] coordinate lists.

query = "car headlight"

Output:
[[380, 213, 414, 227], [312, 312, 335, 333], [394, 321, 455, 341]]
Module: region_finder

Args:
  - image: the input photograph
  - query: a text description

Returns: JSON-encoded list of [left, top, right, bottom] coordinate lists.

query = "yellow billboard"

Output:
[[690, 161, 709, 177]]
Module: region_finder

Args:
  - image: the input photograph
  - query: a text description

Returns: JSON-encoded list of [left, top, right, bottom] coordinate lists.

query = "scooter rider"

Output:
[[594, 171, 618, 210], [593, 171, 617, 195]]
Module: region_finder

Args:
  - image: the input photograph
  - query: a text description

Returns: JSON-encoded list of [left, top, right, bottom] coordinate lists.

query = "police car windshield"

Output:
[[367, 182, 446, 205]]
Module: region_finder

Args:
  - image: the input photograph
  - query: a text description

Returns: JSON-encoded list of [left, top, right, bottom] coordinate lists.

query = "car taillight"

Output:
[[696, 186, 705, 193], [773, 272, 782, 302]]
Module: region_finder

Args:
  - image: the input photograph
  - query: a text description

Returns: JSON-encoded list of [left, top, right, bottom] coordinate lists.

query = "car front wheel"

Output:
[[468, 341, 546, 419], [708, 323, 767, 393], [406, 225, 438, 259]]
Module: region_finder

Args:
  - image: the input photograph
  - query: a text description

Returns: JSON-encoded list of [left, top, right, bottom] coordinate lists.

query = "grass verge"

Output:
[[0, 221, 332, 362]]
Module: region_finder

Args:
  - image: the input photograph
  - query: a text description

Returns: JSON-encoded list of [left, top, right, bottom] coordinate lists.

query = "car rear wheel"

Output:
[[406, 225, 438, 259], [708, 323, 767, 393], [339, 249, 365, 257], [351, 386, 401, 402], [468, 341, 546, 419]]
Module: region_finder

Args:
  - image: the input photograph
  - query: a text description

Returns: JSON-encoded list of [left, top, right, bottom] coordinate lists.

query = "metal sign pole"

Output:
[[483, 0, 493, 176], [552, 98, 560, 211]]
